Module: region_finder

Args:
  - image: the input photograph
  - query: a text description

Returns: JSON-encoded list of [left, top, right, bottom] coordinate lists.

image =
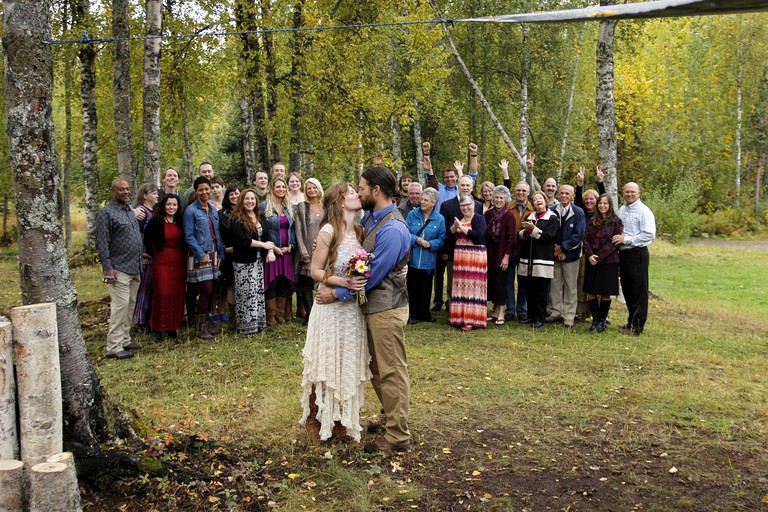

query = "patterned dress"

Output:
[[300, 226, 370, 442], [449, 222, 488, 329], [233, 225, 267, 335]]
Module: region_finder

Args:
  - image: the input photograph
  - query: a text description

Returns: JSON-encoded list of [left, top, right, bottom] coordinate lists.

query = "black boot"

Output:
[[588, 298, 600, 332], [596, 300, 611, 333]]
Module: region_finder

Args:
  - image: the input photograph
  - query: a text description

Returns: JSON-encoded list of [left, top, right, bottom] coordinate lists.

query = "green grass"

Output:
[[1, 238, 767, 511]]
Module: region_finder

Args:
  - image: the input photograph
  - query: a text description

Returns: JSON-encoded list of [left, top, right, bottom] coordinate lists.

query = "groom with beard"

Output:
[[316, 166, 412, 453]]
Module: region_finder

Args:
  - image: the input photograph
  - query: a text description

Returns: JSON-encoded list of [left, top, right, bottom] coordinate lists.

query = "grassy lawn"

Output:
[[1, 239, 766, 511]]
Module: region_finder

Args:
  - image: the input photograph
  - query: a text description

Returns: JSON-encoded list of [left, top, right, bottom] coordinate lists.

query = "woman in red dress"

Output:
[[144, 194, 187, 340]]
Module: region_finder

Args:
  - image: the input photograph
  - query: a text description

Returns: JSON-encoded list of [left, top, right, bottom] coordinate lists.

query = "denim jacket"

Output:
[[406, 206, 446, 271], [260, 202, 296, 249], [183, 200, 225, 262]]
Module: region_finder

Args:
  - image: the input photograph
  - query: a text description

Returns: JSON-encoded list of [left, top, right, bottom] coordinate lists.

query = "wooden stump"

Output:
[[28, 461, 82, 512], [11, 303, 63, 464], [0, 321, 19, 460], [0, 459, 24, 511]]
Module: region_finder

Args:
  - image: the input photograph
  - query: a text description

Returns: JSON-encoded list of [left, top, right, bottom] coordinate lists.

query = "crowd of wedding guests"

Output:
[[96, 146, 656, 360]]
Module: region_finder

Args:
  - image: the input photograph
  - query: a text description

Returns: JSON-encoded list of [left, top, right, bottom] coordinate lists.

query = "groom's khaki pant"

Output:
[[366, 305, 411, 445]]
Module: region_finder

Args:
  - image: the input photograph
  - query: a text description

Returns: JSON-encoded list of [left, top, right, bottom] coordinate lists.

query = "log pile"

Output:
[[0, 303, 82, 511]]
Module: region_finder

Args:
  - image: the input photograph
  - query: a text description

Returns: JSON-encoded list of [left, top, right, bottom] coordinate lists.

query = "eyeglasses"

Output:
[[460, 203, 473, 208]]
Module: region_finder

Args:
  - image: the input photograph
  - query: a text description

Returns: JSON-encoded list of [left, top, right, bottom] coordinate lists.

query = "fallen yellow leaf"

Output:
[[472, 470, 481, 476], [442, 447, 451, 454], [288, 473, 301, 479]]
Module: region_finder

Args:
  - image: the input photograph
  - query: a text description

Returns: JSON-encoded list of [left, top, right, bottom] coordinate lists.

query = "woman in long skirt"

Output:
[[229, 189, 275, 335], [449, 193, 488, 331], [144, 194, 186, 340]]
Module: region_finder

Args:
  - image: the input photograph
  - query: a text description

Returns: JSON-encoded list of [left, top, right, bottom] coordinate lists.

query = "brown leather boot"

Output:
[[284, 297, 294, 322], [332, 422, 353, 442], [195, 314, 215, 340], [274, 297, 286, 325], [266, 298, 277, 326], [295, 294, 306, 319], [305, 388, 321, 441]]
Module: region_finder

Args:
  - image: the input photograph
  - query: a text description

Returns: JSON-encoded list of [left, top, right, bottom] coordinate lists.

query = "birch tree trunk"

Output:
[[289, 0, 306, 174], [0, 322, 17, 460], [143, 0, 163, 187], [519, 23, 529, 178], [734, 47, 744, 206], [0, 460, 24, 511], [412, 96, 424, 184], [596, 0, 619, 206], [29, 461, 82, 512], [74, 0, 99, 251], [113, 0, 135, 192], [236, 0, 260, 183], [62, 3, 73, 256], [261, 0, 280, 164], [179, 82, 195, 183], [558, 26, 585, 181], [4, 0, 114, 460]]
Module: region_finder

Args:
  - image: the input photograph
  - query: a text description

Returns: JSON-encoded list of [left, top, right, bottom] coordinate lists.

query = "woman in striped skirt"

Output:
[[449, 193, 488, 331]]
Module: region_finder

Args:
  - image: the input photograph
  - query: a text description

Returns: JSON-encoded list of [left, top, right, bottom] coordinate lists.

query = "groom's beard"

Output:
[[362, 197, 376, 211]]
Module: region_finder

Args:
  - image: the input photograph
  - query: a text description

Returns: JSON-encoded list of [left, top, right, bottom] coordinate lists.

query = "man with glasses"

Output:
[[505, 180, 534, 322]]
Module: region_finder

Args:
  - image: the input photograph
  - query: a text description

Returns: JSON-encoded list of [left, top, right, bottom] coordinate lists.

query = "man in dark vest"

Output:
[[316, 166, 412, 453]]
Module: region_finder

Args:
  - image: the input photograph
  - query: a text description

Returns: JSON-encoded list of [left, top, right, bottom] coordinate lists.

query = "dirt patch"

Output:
[[80, 416, 768, 511]]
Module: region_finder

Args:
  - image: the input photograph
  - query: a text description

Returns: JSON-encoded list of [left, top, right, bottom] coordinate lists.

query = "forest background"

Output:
[[1, 0, 767, 247]]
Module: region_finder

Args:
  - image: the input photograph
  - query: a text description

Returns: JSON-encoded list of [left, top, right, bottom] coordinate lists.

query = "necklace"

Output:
[[165, 216, 175, 223]]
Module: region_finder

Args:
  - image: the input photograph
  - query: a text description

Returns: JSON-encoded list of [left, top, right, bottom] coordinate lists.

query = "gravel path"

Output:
[[688, 239, 768, 251]]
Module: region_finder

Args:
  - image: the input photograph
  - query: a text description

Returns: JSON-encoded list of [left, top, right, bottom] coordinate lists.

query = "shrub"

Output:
[[643, 177, 703, 244]]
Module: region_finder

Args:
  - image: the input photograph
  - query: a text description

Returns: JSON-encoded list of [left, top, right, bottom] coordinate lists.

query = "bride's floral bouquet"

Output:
[[342, 249, 373, 304]]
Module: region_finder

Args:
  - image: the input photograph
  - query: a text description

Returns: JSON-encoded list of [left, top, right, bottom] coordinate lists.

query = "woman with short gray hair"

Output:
[[484, 185, 516, 325], [405, 187, 446, 323]]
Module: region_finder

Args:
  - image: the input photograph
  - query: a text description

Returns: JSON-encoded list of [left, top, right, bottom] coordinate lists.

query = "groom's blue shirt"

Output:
[[336, 202, 410, 302]]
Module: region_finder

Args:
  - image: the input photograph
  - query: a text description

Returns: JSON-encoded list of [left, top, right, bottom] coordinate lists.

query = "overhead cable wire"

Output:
[[45, 18, 455, 45]]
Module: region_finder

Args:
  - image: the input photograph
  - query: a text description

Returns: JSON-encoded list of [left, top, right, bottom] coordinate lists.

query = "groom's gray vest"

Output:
[[361, 209, 410, 315]]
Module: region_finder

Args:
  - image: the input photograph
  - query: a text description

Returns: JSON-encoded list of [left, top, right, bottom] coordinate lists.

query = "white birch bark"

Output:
[[113, 0, 135, 191], [0, 459, 24, 511], [29, 461, 82, 512], [143, 0, 163, 187], [412, 96, 424, 184], [0, 322, 17, 460], [519, 23, 529, 179], [596, 3, 619, 207], [735, 50, 744, 206], [12, 303, 63, 465]]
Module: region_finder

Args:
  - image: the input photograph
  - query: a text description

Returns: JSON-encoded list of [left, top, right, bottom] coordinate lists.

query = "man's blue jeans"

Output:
[[504, 253, 527, 318]]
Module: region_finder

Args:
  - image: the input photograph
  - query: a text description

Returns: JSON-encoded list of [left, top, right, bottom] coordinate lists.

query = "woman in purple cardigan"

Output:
[[583, 193, 623, 332], [484, 185, 516, 325]]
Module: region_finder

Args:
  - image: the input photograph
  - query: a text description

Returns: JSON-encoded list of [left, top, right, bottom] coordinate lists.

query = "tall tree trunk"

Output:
[[236, 0, 260, 183], [596, 0, 619, 206], [112, 0, 135, 192], [391, 117, 403, 175], [735, 46, 744, 207], [303, 141, 314, 178], [179, 83, 195, 184], [75, 0, 99, 252], [62, 1, 73, 256], [288, 0, 306, 174], [519, 23, 529, 178], [261, 0, 280, 164], [4, 0, 112, 457], [412, 96, 424, 184], [142, 0, 163, 187], [558, 26, 585, 182]]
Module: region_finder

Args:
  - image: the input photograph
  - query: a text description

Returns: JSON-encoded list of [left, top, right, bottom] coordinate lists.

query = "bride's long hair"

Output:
[[321, 183, 364, 282]]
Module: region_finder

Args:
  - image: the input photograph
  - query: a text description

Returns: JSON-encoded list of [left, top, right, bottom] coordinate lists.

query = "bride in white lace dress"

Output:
[[300, 183, 370, 442]]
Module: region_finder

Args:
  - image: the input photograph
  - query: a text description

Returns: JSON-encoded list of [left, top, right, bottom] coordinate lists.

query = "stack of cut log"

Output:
[[0, 303, 82, 511]]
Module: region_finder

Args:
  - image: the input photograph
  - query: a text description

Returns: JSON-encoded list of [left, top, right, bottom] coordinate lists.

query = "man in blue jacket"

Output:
[[546, 185, 586, 328]]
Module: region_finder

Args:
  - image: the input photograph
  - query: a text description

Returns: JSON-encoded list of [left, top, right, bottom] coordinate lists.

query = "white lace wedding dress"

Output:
[[299, 226, 370, 441]]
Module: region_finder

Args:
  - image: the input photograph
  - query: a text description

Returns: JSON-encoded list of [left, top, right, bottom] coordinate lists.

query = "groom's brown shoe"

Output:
[[364, 437, 411, 454]]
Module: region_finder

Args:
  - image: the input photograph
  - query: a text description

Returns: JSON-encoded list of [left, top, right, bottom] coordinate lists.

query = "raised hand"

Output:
[[577, 166, 585, 186]]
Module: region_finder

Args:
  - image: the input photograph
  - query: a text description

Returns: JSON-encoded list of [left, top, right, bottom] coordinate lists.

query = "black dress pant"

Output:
[[432, 257, 447, 307], [619, 247, 650, 333], [522, 275, 550, 323], [408, 267, 434, 321]]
